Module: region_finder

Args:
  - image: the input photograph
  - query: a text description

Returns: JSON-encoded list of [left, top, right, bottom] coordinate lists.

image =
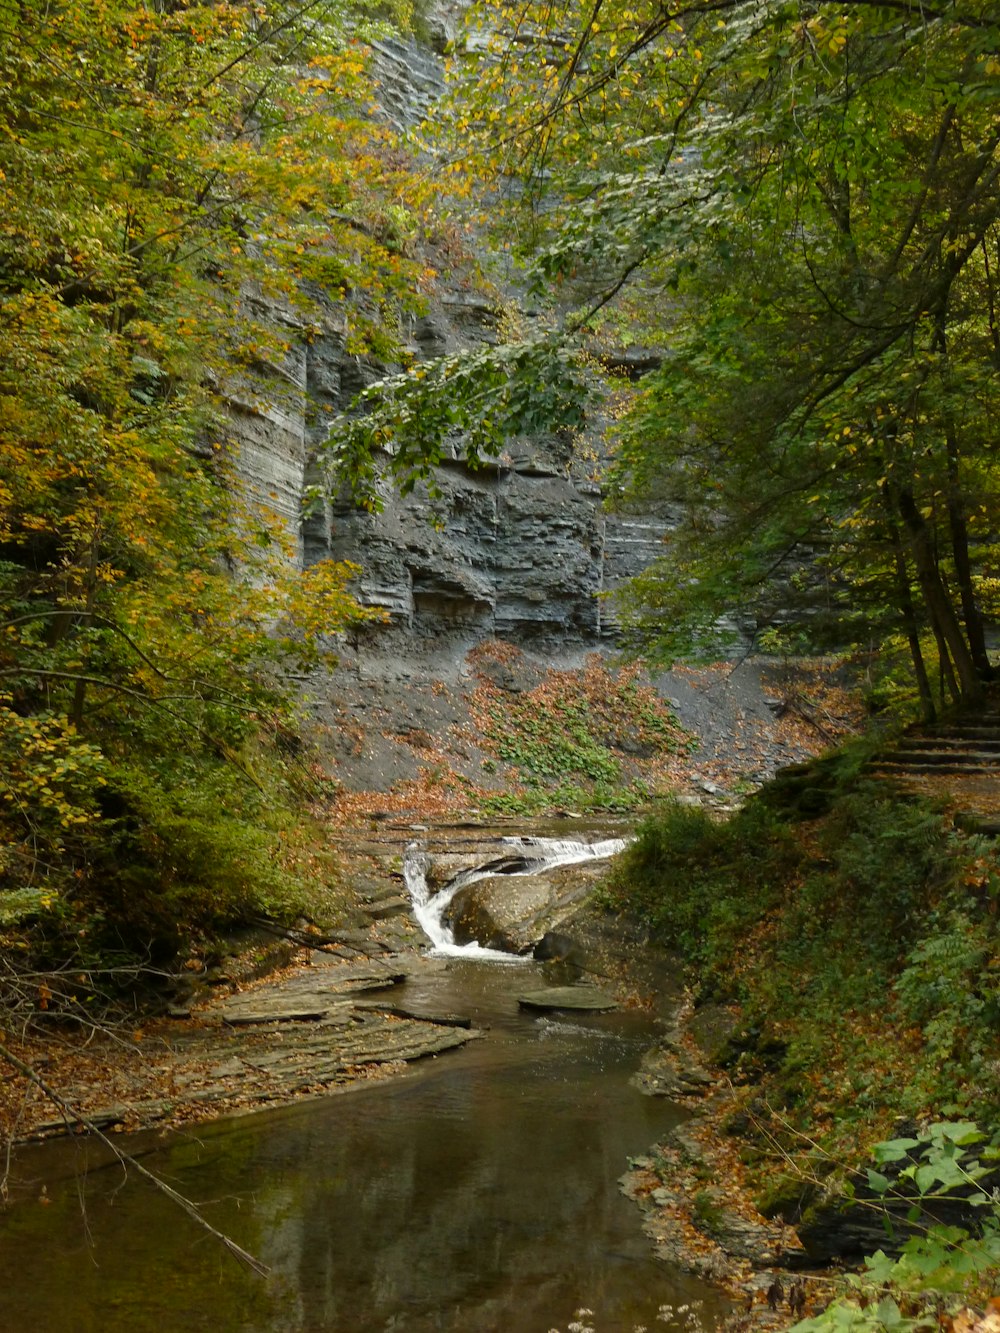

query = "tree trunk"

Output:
[[889, 533, 935, 722], [944, 422, 992, 677], [70, 527, 101, 728], [932, 307, 991, 679], [893, 484, 982, 703], [930, 618, 960, 708]]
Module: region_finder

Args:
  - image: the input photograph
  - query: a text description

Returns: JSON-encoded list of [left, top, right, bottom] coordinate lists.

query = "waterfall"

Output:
[[403, 836, 630, 959]]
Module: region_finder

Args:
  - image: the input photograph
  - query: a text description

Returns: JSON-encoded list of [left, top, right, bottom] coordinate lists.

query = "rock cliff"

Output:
[[226, 18, 675, 656]]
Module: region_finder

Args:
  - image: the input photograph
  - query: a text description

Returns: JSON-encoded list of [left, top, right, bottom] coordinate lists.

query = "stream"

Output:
[[0, 832, 728, 1333]]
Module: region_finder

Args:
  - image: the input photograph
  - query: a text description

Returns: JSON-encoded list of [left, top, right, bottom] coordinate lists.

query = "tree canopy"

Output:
[[332, 0, 1000, 713], [0, 0, 419, 965]]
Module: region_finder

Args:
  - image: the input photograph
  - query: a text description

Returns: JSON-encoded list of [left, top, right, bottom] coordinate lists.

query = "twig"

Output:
[[0, 1039, 270, 1277]]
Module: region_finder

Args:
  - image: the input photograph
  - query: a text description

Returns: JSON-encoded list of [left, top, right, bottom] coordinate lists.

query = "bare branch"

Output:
[[0, 1039, 270, 1278]]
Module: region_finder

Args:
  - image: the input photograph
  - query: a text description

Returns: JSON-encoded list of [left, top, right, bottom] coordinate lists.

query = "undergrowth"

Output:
[[0, 724, 348, 1019], [602, 759, 1000, 1162], [468, 641, 693, 813]]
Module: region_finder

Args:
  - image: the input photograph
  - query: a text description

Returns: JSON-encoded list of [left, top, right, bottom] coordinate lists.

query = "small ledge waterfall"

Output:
[[403, 835, 630, 958]]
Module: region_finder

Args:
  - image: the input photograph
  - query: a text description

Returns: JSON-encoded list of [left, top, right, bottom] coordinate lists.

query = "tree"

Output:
[[0, 0, 416, 964], [597, 2, 1000, 705], [331, 0, 1000, 710]]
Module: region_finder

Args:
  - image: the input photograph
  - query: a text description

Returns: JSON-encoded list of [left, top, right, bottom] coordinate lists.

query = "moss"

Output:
[[693, 1189, 726, 1233], [755, 1174, 818, 1223]]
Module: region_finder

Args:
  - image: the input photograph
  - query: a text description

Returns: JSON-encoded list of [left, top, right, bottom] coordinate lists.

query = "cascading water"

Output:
[[404, 835, 630, 959]]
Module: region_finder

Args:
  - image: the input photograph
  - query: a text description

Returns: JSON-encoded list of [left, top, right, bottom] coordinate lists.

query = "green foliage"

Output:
[[602, 798, 798, 972], [427, 0, 1000, 705], [794, 1125, 1000, 1331], [0, 0, 418, 979], [607, 762, 1000, 1152], [488, 695, 622, 786], [83, 759, 317, 955], [778, 790, 952, 990], [320, 333, 594, 507], [470, 647, 691, 813], [891, 907, 1000, 1106]]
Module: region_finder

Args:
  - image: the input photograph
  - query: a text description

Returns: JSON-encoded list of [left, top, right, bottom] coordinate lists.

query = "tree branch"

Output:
[[0, 1038, 270, 1277]]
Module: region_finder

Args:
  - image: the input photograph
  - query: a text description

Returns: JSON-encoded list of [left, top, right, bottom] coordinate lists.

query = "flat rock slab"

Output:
[[302, 957, 410, 983], [353, 1001, 475, 1029], [518, 986, 618, 1012], [41, 1013, 483, 1137], [360, 895, 412, 920], [219, 997, 355, 1026], [215, 966, 407, 1025]]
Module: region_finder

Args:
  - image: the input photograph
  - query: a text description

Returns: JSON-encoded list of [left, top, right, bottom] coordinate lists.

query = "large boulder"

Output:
[[444, 860, 606, 952]]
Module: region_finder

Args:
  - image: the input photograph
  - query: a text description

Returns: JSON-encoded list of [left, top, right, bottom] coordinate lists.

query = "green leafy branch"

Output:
[[316, 334, 593, 507], [795, 1123, 1000, 1332]]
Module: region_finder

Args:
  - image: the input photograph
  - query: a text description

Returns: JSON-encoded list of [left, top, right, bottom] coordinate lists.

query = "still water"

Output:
[[0, 960, 724, 1333]]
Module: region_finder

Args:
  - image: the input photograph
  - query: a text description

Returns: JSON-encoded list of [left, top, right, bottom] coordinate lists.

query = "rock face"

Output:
[[226, 24, 676, 652], [230, 293, 672, 650]]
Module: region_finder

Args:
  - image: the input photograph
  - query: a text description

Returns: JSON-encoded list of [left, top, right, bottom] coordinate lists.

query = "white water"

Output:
[[404, 835, 630, 959]]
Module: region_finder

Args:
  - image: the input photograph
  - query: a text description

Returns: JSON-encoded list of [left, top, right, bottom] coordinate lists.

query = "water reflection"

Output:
[[0, 962, 725, 1333]]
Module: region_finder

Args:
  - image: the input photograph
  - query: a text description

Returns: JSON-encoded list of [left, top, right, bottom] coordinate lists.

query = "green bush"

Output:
[[79, 758, 318, 957], [602, 798, 799, 973], [771, 784, 954, 1011], [605, 760, 1000, 1156]]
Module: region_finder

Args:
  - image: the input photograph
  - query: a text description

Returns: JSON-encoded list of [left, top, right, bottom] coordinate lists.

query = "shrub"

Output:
[[602, 798, 799, 972]]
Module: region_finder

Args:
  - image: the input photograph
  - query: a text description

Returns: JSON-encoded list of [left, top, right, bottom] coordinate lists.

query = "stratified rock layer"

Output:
[[227, 23, 674, 654]]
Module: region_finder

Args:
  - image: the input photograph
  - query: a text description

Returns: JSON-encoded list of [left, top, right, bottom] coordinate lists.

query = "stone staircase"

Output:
[[871, 701, 1000, 835], [877, 720, 1000, 777]]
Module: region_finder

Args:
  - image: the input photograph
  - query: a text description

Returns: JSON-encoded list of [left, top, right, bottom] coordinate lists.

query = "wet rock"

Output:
[[532, 930, 582, 963], [217, 963, 409, 1027], [219, 996, 355, 1026], [316, 929, 393, 954], [359, 894, 412, 921], [685, 1002, 741, 1059], [518, 986, 618, 1011], [796, 1177, 993, 1264], [353, 1001, 475, 1028], [447, 872, 554, 951], [26, 1001, 484, 1142], [689, 1186, 802, 1267], [631, 1034, 716, 1098], [446, 861, 606, 952]]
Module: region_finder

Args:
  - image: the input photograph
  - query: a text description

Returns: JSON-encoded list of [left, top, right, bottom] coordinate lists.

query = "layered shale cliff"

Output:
[[227, 18, 674, 657], [215, 15, 845, 807]]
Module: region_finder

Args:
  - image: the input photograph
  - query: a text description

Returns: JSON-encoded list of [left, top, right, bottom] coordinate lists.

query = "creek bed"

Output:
[[0, 958, 727, 1332]]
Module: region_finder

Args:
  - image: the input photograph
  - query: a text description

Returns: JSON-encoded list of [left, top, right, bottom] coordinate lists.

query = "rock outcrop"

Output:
[[445, 859, 610, 952]]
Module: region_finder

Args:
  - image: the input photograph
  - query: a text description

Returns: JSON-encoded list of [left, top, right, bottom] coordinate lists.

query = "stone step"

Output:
[[926, 726, 1000, 742], [897, 734, 1000, 752], [874, 751, 1000, 773], [954, 812, 1000, 838], [870, 761, 999, 777]]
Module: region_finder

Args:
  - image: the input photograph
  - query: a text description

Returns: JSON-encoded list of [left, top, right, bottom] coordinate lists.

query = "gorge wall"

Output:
[[227, 20, 677, 657], [221, 11, 852, 807]]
